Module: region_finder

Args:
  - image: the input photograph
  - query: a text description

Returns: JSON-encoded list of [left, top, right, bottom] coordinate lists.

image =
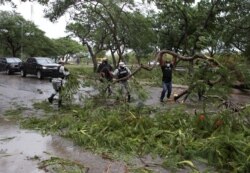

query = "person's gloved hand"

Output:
[[65, 73, 70, 79]]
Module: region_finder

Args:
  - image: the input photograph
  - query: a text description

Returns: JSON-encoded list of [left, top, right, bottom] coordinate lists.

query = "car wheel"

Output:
[[37, 70, 43, 79], [6, 68, 11, 75], [20, 69, 26, 77]]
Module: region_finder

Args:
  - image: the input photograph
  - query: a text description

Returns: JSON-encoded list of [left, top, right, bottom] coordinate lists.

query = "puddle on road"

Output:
[[0, 118, 213, 173], [0, 75, 97, 114], [0, 119, 49, 173], [0, 118, 126, 173]]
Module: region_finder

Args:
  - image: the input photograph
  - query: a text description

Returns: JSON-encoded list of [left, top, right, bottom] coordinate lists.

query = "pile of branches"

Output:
[[115, 50, 249, 110]]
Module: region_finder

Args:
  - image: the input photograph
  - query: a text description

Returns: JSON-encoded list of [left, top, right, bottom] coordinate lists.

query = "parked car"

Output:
[[20, 57, 61, 79], [0, 57, 22, 75]]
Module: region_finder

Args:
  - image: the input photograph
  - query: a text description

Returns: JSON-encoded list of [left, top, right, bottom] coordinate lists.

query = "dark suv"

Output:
[[0, 57, 22, 75], [20, 57, 60, 79]]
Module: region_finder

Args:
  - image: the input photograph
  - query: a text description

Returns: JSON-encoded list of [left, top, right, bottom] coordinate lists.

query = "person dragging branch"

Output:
[[112, 61, 132, 102], [48, 62, 69, 107], [97, 57, 113, 96]]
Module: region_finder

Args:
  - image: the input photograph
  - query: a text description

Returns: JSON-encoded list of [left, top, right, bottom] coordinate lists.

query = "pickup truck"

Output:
[[20, 57, 60, 79]]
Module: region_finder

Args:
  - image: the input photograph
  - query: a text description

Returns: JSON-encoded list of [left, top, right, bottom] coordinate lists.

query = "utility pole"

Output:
[[21, 21, 23, 59]]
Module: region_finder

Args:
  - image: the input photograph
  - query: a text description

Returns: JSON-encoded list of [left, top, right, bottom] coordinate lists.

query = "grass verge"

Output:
[[19, 99, 250, 172]]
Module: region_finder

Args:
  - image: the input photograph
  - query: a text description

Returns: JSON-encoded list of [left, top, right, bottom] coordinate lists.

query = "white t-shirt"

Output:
[[59, 65, 69, 76]]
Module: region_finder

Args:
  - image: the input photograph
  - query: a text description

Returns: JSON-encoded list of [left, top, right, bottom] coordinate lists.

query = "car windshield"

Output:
[[36, 58, 54, 64], [6, 58, 21, 63]]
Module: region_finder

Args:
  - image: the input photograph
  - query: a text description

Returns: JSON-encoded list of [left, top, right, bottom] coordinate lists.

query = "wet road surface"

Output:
[[0, 73, 52, 113], [0, 119, 48, 173], [0, 73, 52, 173], [0, 73, 132, 173], [0, 117, 128, 173]]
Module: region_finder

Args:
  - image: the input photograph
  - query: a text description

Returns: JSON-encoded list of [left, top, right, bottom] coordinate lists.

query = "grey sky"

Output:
[[0, 0, 157, 39], [0, 0, 68, 39]]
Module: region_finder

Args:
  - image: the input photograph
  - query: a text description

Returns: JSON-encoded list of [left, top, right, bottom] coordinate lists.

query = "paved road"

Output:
[[0, 73, 127, 173], [0, 72, 52, 114]]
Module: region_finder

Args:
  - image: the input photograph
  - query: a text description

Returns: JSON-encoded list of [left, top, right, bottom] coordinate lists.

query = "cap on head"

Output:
[[119, 61, 126, 67], [102, 57, 108, 62], [59, 61, 65, 65]]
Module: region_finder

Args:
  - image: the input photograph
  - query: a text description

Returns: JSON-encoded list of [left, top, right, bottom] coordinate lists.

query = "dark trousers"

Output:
[[48, 88, 62, 106], [100, 78, 113, 96], [160, 81, 172, 100], [105, 84, 112, 95]]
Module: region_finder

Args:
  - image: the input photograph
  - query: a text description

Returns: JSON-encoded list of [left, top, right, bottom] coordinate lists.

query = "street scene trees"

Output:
[[0, 0, 250, 172], [0, 10, 86, 60]]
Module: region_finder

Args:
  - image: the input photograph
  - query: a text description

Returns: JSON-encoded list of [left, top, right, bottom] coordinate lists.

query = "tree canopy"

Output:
[[0, 10, 86, 59], [1, 0, 249, 59], [0, 10, 50, 57]]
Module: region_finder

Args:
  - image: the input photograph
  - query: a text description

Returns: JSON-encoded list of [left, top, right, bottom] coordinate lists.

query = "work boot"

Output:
[[48, 96, 53, 104], [58, 100, 62, 107], [48, 94, 56, 104], [127, 94, 131, 102]]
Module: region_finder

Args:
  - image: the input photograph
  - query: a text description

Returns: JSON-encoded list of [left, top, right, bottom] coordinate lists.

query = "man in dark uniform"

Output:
[[97, 57, 113, 95]]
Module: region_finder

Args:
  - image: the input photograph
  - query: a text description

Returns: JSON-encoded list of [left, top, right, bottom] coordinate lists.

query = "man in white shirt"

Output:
[[48, 61, 69, 107]]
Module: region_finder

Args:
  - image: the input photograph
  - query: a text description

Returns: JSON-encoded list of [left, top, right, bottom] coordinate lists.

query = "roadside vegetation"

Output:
[[13, 56, 249, 172], [38, 157, 89, 173], [1, 0, 250, 172], [19, 96, 250, 172], [2, 54, 249, 172]]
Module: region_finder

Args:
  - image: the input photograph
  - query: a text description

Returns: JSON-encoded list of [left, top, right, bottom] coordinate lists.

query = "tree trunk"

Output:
[[84, 42, 98, 72], [110, 48, 117, 68]]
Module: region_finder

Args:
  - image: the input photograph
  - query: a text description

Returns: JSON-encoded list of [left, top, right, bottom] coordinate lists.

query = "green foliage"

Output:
[[61, 72, 80, 104], [51, 37, 86, 58], [2, 0, 250, 60], [3, 106, 27, 119], [38, 157, 89, 173], [151, 0, 250, 57], [216, 54, 250, 86], [0, 10, 58, 58], [64, 0, 157, 68], [125, 12, 157, 58], [20, 99, 250, 171], [134, 67, 162, 86], [66, 65, 93, 76], [33, 101, 54, 113]]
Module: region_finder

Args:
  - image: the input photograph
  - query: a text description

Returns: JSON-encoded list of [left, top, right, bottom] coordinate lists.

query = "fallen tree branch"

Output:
[[103, 50, 229, 102], [157, 50, 223, 67], [232, 83, 250, 91], [112, 63, 158, 83], [203, 95, 248, 112]]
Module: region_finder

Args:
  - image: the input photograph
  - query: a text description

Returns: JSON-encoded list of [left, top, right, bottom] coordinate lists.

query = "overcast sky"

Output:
[[0, 0, 68, 39], [0, 0, 157, 39]]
